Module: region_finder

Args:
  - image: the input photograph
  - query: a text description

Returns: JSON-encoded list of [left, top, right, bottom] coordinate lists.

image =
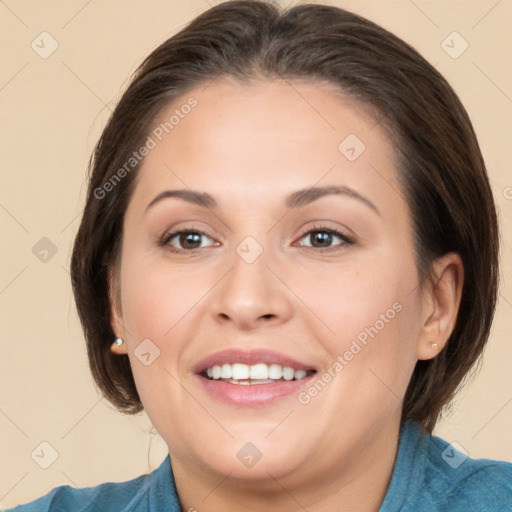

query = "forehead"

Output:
[[130, 78, 402, 215]]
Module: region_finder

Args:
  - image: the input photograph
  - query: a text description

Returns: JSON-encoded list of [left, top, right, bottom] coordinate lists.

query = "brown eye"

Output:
[[297, 227, 354, 250], [307, 231, 334, 248], [162, 230, 215, 251]]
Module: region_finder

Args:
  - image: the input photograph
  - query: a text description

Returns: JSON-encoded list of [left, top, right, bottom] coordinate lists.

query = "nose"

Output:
[[210, 241, 293, 331]]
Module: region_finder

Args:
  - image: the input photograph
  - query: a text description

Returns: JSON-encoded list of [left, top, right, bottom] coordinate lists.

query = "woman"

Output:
[[6, 1, 511, 510]]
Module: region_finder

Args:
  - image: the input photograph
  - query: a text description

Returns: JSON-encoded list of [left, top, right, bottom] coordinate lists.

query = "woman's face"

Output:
[[111, 79, 430, 484]]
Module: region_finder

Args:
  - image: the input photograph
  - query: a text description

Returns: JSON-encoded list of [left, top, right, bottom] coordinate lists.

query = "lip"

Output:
[[196, 375, 316, 406], [193, 348, 316, 374], [192, 348, 317, 406]]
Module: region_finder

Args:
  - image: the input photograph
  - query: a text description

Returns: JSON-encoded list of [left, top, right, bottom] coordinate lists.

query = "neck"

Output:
[[171, 417, 401, 512]]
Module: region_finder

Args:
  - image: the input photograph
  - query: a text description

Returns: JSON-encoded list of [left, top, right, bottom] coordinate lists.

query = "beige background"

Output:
[[1, 0, 511, 507]]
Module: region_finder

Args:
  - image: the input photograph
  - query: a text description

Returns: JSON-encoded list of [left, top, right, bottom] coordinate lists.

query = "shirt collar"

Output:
[[149, 454, 182, 511], [378, 420, 428, 511]]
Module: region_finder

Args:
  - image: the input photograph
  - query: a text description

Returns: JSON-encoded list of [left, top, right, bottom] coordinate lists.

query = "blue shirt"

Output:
[[4, 421, 512, 511]]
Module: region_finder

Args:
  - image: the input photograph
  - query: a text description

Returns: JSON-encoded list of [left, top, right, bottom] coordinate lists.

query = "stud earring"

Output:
[[114, 337, 124, 346], [431, 343, 438, 350]]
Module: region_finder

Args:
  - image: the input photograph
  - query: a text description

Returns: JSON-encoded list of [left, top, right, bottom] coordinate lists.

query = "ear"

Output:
[[108, 267, 128, 355], [416, 253, 464, 360]]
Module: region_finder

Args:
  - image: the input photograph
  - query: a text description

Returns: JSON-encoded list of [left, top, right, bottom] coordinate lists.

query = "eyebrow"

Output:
[[145, 185, 379, 215]]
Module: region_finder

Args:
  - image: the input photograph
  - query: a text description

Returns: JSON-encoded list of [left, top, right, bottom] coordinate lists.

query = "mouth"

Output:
[[194, 349, 317, 405]]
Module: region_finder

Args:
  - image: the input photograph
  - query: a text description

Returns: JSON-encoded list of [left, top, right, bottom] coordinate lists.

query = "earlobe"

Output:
[[417, 253, 464, 360], [110, 336, 128, 355]]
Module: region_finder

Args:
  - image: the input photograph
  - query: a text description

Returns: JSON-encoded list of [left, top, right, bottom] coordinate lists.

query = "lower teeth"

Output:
[[227, 378, 274, 385], [210, 377, 308, 384]]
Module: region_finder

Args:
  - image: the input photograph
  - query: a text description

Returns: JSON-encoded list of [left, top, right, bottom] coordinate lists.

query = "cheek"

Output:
[[292, 257, 414, 345], [290, 254, 421, 392], [119, 256, 212, 340], [117, 256, 210, 424]]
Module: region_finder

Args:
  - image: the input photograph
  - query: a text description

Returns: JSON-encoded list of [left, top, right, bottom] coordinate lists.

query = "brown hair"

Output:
[[70, 0, 499, 432]]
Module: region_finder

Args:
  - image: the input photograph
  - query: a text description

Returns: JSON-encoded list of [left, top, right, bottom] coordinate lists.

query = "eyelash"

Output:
[[159, 224, 355, 254]]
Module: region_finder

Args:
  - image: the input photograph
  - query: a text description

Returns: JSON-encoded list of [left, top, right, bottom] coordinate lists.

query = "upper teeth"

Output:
[[205, 363, 309, 381]]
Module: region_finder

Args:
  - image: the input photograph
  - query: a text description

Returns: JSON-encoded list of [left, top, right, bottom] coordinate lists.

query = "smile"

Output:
[[194, 349, 318, 405]]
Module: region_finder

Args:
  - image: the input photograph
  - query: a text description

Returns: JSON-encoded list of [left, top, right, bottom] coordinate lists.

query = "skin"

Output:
[[110, 79, 463, 511]]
